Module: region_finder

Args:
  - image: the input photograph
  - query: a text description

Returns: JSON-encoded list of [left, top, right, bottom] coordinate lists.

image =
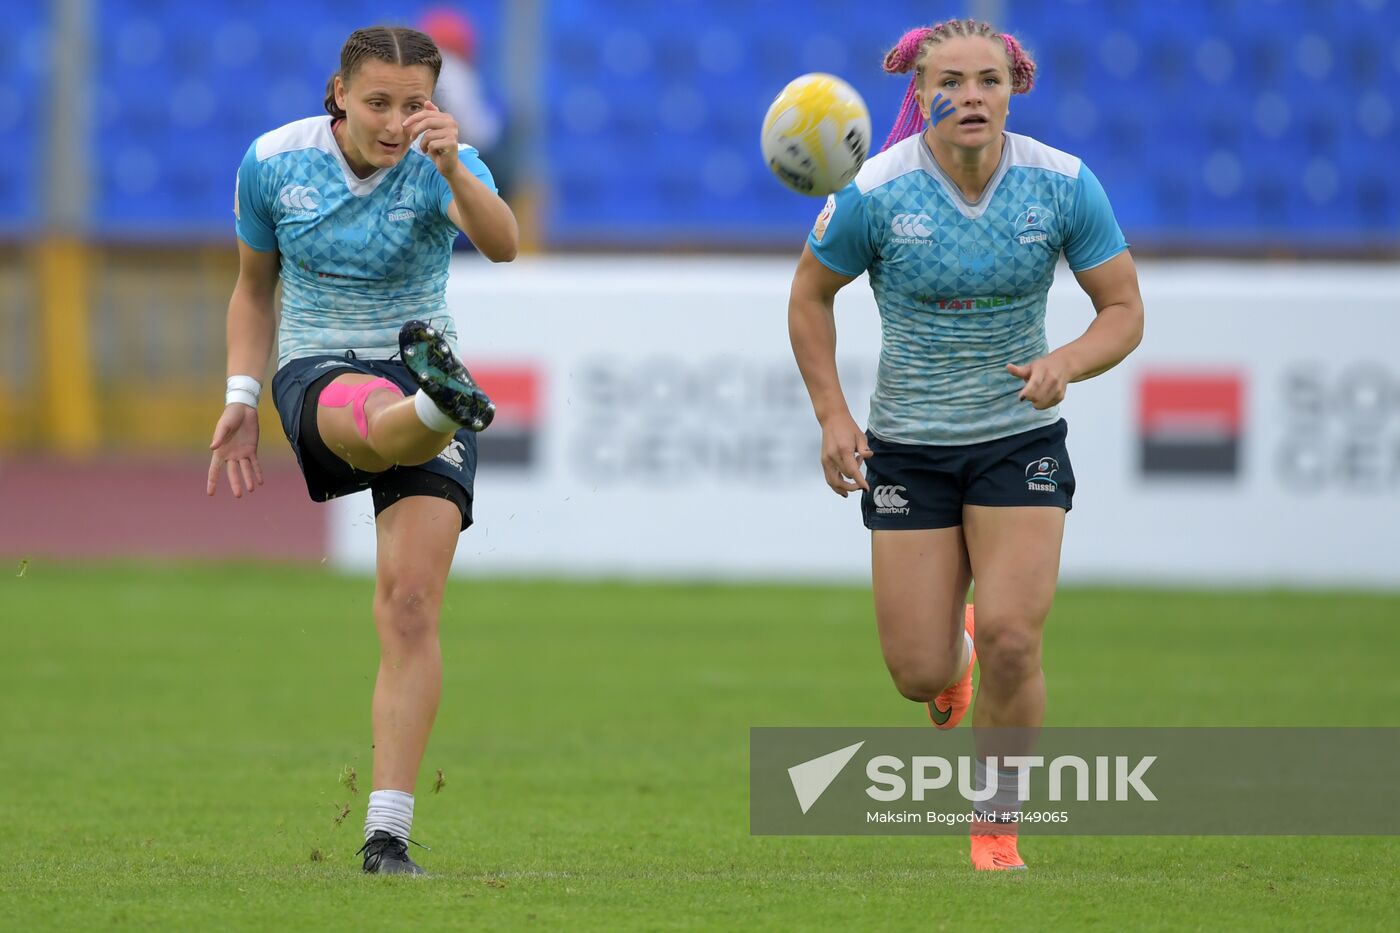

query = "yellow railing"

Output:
[[3, 241, 285, 456], [36, 238, 97, 453]]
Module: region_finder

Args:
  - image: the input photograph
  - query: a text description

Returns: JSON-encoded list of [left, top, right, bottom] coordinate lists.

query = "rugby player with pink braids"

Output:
[[788, 18, 1144, 871]]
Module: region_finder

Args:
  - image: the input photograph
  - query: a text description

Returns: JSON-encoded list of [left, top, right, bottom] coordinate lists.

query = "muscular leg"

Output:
[[871, 527, 973, 702], [961, 505, 1065, 730], [370, 495, 461, 793], [317, 374, 455, 472]]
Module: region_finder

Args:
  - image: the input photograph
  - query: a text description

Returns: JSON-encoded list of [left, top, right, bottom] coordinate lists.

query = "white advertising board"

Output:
[[330, 257, 1400, 588]]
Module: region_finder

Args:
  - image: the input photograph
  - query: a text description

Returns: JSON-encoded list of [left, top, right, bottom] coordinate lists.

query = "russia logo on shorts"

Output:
[[1025, 457, 1059, 491]]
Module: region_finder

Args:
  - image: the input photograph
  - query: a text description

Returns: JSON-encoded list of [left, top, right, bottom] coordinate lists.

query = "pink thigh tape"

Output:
[[318, 377, 404, 439]]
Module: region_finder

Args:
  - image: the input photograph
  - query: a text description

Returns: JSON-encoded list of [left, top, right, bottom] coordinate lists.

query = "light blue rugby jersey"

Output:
[[234, 116, 496, 368], [809, 132, 1127, 445]]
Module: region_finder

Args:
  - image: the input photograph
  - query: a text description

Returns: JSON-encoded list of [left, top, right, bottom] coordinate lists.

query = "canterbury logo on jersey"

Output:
[[872, 484, 911, 514], [890, 213, 932, 238], [279, 185, 321, 213]]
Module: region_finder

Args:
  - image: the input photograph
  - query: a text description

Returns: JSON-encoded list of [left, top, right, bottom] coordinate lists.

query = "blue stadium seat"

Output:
[[1, 0, 1390, 247], [85, 0, 504, 233], [0, 5, 46, 230], [1355, 175, 1394, 232]]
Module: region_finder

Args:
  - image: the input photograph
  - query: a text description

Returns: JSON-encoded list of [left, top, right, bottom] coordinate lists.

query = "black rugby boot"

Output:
[[357, 831, 427, 876], [398, 319, 495, 432]]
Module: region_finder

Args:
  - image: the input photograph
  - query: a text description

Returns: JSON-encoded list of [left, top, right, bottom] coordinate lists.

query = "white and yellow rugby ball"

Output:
[[761, 73, 871, 197]]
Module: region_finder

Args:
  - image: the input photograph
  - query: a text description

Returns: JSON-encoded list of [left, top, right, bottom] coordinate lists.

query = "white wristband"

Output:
[[226, 375, 262, 408]]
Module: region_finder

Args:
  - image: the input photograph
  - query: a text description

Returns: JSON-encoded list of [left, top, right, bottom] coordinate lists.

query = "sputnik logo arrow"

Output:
[[787, 741, 865, 814]]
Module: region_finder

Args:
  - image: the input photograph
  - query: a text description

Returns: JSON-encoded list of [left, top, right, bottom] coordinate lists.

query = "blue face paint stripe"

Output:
[[929, 93, 957, 126]]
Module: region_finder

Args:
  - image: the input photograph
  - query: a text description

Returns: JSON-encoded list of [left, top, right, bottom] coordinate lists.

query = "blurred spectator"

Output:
[[421, 9, 502, 151], [420, 5, 513, 236]]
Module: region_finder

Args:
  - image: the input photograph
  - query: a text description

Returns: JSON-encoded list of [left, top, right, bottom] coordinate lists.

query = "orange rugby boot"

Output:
[[970, 820, 1027, 871], [926, 604, 975, 730]]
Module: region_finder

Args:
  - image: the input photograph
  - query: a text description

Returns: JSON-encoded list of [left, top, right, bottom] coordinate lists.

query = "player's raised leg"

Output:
[[962, 503, 1065, 871], [871, 527, 974, 724], [930, 603, 976, 729], [315, 324, 494, 472], [315, 373, 448, 472], [356, 493, 462, 875]]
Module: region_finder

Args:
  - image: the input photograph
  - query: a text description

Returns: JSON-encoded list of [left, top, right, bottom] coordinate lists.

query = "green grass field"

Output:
[[2, 564, 1397, 930]]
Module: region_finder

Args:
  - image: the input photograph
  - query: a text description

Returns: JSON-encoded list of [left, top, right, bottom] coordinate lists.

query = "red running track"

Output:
[[0, 457, 328, 562]]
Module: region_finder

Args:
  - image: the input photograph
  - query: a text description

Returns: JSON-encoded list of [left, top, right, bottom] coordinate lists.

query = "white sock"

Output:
[[413, 390, 459, 432], [962, 630, 975, 677], [365, 789, 414, 841]]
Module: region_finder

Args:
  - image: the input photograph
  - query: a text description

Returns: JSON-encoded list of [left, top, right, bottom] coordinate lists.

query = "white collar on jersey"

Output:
[[324, 117, 399, 197], [918, 132, 1012, 221]]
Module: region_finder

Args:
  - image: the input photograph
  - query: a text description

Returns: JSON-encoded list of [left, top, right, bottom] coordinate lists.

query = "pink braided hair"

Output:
[[879, 19, 1038, 153], [1000, 33, 1037, 95], [880, 25, 938, 152]]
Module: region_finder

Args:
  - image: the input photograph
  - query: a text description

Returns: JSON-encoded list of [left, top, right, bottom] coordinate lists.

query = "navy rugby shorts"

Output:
[[271, 353, 476, 530], [861, 419, 1075, 530]]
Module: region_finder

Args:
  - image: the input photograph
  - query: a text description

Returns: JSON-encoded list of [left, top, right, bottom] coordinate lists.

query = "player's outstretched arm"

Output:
[[1007, 250, 1144, 410], [788, 245, 870, 497], [406, 101, 518, 262], [207, 240, 279, 498]]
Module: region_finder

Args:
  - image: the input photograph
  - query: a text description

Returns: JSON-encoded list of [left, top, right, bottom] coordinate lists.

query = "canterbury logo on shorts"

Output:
[[872, 484, 911, 514]]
